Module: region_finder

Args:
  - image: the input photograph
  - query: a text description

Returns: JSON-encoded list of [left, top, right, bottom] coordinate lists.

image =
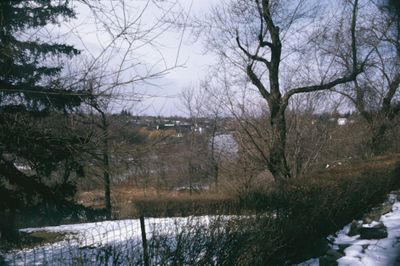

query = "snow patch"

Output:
[[297, 192, 400, 266]]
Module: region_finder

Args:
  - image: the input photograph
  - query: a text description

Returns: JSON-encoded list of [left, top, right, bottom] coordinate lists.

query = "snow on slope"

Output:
[[2, 216, 219, 265], [335, 202, 400, 266], [299, 193, 400, 266]]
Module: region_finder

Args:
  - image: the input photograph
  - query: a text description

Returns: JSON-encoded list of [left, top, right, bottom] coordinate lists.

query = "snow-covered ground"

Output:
[[1, 216, 220, 265], [4, 193, 400, 265], [334, 202, 400, 266], [299, 193, 400, 266]]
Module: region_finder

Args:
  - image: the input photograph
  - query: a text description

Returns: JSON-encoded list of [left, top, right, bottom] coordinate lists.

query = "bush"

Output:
[[234, 155, 400, 264], [137, 156, 400, 265], [134, 196, 240, 217]]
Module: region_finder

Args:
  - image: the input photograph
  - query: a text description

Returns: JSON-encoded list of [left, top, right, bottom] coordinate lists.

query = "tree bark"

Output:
[[0, 208, 18, 241], [268, 104, 291, 180], [209, 118, 219, 191], [370, 116, 391, 156], [213, 159, 219, 192], [100, 112, 112, 219]]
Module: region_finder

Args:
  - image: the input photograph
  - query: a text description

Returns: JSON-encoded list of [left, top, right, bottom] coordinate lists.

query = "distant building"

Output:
[[337, 118, 348, 126], [156, 121, 205, 137]]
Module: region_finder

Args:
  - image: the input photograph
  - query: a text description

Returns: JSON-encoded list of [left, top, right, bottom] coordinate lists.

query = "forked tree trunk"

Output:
[[236, 0, 361, 182]]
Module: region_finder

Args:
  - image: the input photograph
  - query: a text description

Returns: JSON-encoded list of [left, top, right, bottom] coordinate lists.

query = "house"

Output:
[[337, 118, 348, 126]]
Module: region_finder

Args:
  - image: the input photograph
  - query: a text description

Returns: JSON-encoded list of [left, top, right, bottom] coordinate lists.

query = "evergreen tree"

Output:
[[388, 0, 400, 16], [0, 0, 89, 240]]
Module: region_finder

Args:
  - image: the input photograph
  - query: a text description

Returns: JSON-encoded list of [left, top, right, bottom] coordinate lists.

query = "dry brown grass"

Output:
[[308, 154, 400, 180], [76, 154, 400, 219], [76, 185, 236, 218]]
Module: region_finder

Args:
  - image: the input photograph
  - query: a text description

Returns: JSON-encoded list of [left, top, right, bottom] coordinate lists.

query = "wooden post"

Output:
[[140, 216, 149, 266]]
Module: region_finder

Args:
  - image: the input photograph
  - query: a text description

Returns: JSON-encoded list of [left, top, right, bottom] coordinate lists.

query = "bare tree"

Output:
[[182, 81, 228, 191], [180, 86, 205, 194], [202, 0, 364, 181], [202, 89, 224, 192], [74, 0, 186, 216], [331, 0, 400, 155], [85, 81, 113, 218]]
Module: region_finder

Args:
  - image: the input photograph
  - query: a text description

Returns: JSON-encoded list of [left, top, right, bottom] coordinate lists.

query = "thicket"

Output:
[[146, 155, 400, 265], [71, 155, 400, 265]]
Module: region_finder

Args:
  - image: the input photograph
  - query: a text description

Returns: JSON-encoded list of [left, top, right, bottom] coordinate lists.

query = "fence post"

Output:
[[140, 216, 149, 266]]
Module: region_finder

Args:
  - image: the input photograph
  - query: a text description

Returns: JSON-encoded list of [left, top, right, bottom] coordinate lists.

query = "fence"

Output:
[[1, 215, 225, 266]]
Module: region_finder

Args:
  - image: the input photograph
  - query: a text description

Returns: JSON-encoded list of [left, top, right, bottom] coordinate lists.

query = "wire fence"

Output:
[[1, 216, 223, 266], [2, 217, 153, 266]]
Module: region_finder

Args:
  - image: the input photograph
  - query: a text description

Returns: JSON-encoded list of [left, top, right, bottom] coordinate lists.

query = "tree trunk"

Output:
[[213, 159, 219, 192], [268, 105, 291, 181], [188, 160, 193, 195], [103, 143, 111, 219], [101, 112, 112, 219], [0, 208, 18, 241], [210, 121, 219, 192], [62, 159, 71, 184], [370, 120, 389, 156]]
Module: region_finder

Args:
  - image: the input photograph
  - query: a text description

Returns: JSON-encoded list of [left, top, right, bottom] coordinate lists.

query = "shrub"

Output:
[[236, 155, 400, 264]]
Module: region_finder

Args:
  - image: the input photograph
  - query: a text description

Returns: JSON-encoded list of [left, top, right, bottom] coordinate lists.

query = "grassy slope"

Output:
[[76, 155, 400, 219]]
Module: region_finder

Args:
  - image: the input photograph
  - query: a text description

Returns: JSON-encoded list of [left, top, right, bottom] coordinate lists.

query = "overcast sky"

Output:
[[58, 0, 216, 116], [52, 0, 366, 116]]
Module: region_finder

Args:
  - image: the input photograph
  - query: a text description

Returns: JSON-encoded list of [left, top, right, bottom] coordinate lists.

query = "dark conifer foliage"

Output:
[[0, 0, 90, 239], [0, 0, 82, 112], [388, 0, 400, 16]]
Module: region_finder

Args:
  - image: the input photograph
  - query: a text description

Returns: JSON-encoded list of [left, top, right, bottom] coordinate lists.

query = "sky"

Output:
[[58, 0, 216, 116], [54, 0, 363, 117]]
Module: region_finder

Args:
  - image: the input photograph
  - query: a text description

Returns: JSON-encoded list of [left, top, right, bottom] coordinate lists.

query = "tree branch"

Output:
[[283, 0, 362, 108], [246, 64, 271, 101], [383, 72, 400, 112], [235, 31, 271, 69], [283, 71, 361, 108], [255, 0, 273, 48]]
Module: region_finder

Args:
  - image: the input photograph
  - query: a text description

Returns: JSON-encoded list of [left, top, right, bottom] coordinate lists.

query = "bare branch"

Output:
[[235, 31, 271, 69], [246, 64, 271, 101], [283, 71, 360, 108]]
